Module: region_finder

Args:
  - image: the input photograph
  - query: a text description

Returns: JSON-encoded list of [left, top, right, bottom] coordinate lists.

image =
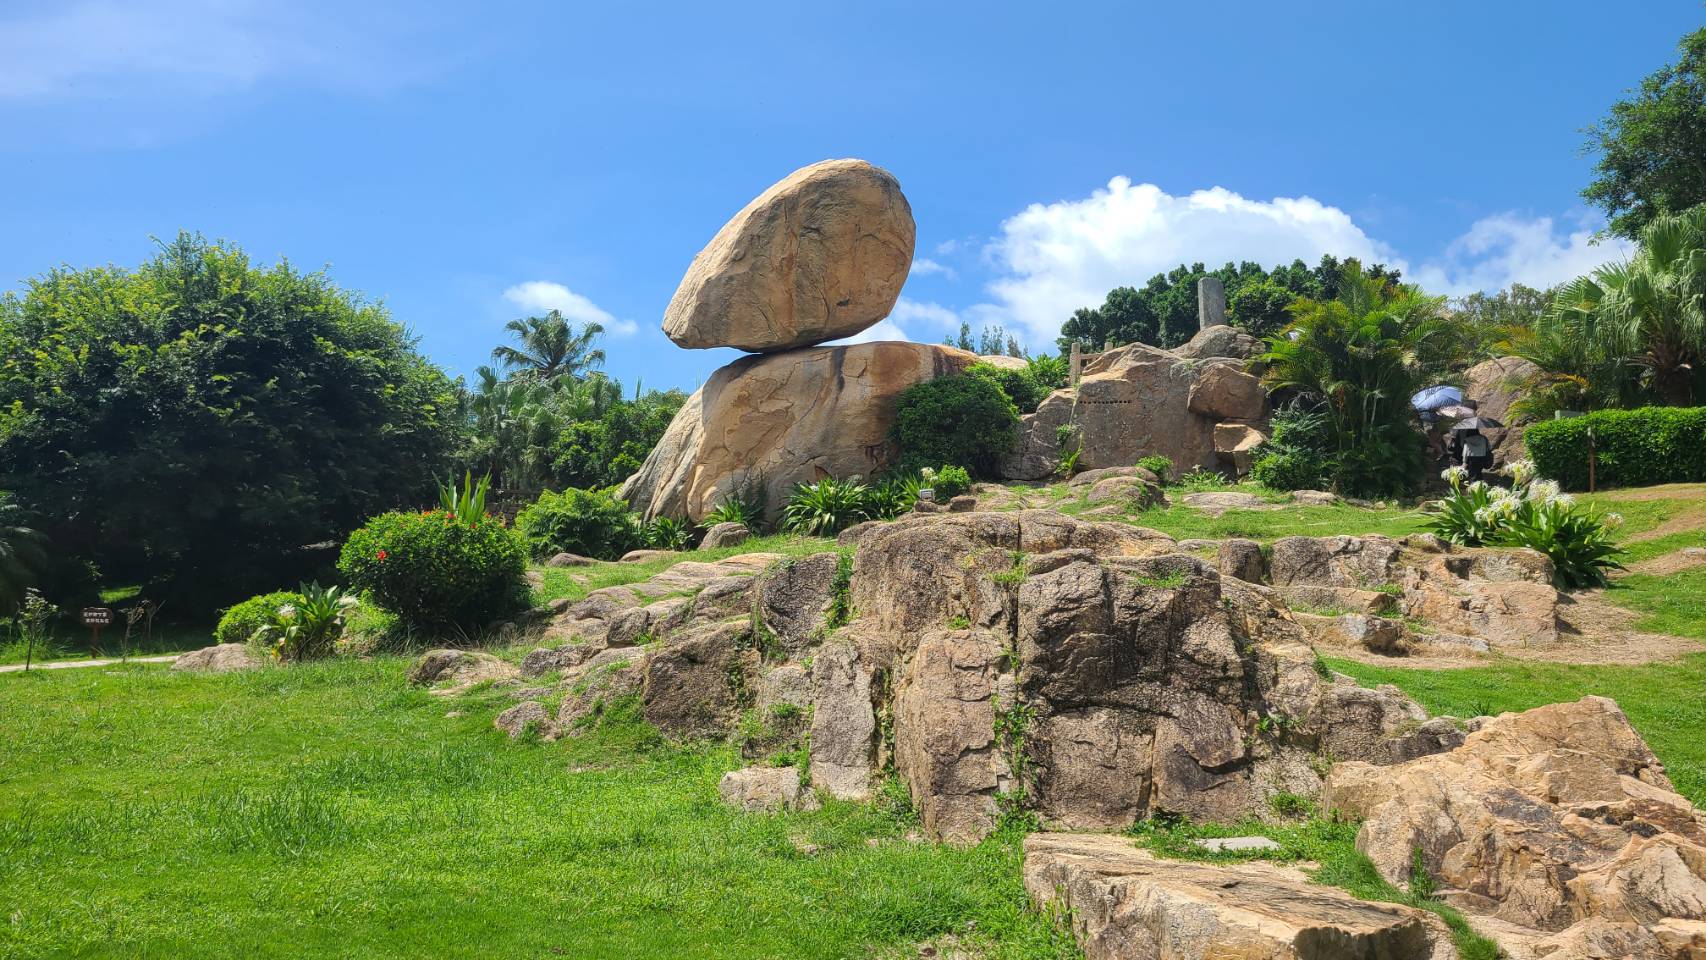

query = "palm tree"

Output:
[[491, 310, 606, 383], [0, 493, 45, 614], [1540, 205, 1706, 406], [466, 367, 565, 501]]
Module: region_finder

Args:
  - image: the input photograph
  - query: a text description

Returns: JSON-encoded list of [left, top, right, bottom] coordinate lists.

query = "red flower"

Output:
[[376, 550, 388, 561]]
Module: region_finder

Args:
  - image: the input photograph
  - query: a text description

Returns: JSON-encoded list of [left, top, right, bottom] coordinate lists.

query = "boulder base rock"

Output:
[[620, 342, 979, 523], [662, 159, 915, 352], [173, 643, 262, 673], [1023, 834, 1455, 960], [407, 649, 519, 690]]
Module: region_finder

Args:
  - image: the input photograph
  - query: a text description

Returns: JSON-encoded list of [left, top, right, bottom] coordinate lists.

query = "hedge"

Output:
[[1526, 407, 1706, 490]]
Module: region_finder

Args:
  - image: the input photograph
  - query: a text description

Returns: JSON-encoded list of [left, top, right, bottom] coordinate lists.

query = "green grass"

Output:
[[1117, 502, 1430, 543], [1128, 816, 1497, 960], [1328, 653, 1706, 807], [531, 533, 835, 606], [1605, 568, 1706, 642], [0, 658, 1076, 960], [0, 622, 212, 666]]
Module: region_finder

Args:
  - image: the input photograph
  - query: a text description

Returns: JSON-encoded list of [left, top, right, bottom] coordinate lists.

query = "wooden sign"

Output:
[[81, 607, 113, 627]]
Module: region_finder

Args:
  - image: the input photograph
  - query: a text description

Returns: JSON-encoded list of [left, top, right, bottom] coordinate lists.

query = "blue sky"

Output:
[[1, 1, 1700, 394]]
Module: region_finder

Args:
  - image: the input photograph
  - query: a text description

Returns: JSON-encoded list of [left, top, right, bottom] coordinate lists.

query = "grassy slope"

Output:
[[532, 533, 836, 606], [0, 660, 1074, 960]]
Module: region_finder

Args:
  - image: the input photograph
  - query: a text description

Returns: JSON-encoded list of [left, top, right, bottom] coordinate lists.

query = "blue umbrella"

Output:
[[1411, 385, 1463, 412]]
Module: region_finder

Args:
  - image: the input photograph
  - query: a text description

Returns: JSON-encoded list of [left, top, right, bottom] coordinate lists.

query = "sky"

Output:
[[1, 0, 1701, 394]]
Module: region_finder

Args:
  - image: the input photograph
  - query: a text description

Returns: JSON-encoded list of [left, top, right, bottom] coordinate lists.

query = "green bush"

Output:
[[514, 487, 640, 561], [890, 373, 1019, 478], [1135, 455, 1174, 483], [215, 591, 302, 646], [1525, 407, 1706, 490], [1026, 354, 1068, 392], [782, 477, 870, 536], [924, 464, 972, 500], [969, 362, 1047, 414], [338, 510, 530, 634], [1251, 449, 1332, 491]]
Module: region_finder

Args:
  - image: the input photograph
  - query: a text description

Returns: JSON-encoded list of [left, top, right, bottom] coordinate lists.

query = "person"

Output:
[[1453, 428, 1493, 481]]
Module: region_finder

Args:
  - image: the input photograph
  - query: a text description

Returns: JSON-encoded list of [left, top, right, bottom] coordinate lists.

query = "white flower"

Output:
[[1604, 512, 1625, 527], [1528, 479, 1561, 503], [1473, 507, 1495, 525], [1503, 459, 1537, 486], [920, 467, 936, 482], [1467, 481, 1488, 495], [1441, 466, 1467, 486], [278, 604, 297, 620], [1549, 493, 1576, 509]]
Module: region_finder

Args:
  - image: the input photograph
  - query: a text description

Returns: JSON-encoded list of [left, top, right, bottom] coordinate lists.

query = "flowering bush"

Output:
[[921, 465, 972, 500], [1427, 461, 1625, 588], [250, 582, 358, 662], [339, 508, 530, 635], [216, 590, 303, 646]]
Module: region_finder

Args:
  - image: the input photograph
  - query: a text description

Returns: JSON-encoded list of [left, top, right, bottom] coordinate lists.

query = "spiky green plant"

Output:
[[781, 477, 871, 536]]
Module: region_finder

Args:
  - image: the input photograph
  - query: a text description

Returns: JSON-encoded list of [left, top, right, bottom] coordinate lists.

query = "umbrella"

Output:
[[1411, 385, 1463, 411], [1435, 404, 1478, 419], [1451, 416, 1504, 431]]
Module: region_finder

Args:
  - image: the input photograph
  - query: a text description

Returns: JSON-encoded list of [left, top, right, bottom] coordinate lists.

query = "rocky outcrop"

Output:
[[619, 342, 980, 523], [1463, 356, 1541, 467], [1327, 697, 1706, 956], [1023, 834, 1457, 960], [407, 649, 519, 691], [172, 643, 263, 673], [662, 159, 914, 352]]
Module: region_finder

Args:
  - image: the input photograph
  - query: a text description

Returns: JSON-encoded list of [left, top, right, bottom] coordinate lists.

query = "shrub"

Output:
[[215, 590, 303, 646], [782, 477, 870, 536], [1426, 462, 1625, 588], [701, 481, 766, 532], [1026, 354, 1068, 392], [1525, 407, 1706, 490], [1250, 449, 1331, 491], [890, 372, 1019, 478], [338, 509, 530, 634], [514, 487, 640, 561], [1135, 455, 1174, 483], [922, 465, 972, 500], [969, 362, 1047, 414], [860, 477, 914, 521], [640, 516, 694, 551], [251, 582, 357, 662]]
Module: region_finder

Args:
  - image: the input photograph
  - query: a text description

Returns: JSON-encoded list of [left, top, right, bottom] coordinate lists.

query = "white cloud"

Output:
[[910, 257, 956, 279], [503, 280, 638, 336], [978, 177, 1393, 346], [0, 0, 425, 99], [1409, 213, 1633, 296]]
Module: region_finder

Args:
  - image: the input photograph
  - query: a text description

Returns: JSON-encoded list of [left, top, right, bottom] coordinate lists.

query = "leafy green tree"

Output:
[[1227, 280, 1297, 339], [491, 310, 606, 382], [1582, 27, 1706, 238], [1536, 204, 1706, 407], [0, 493, 45, 615], [0, 233, 462, 612], [1258, 264, 1449, 496], [548, 386, 687, 489]]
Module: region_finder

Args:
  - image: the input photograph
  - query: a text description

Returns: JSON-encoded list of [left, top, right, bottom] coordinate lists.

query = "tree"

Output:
[[1258, 263, 1449, 496], [491, 310, 606, 382], [0, 234, 463, 613], [1582, 27, 1706, 238], [1538, 204, 1706, 407], [0, 493, 45, 615], [1227, 280, 1297, 339]]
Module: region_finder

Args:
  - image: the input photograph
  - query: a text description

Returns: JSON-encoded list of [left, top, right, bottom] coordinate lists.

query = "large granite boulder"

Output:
[[1463, 356, 1542, 467], [1023, 834, 1457, 960], [1326, 696, 1706, 955], [662, 159, 915, 352], [620, 342, 979, 523], [1000, 343, 1267, 481]]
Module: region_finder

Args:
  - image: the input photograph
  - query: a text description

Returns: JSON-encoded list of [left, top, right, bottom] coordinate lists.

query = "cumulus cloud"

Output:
[[503, 280, 637, 336], [956, 176, 1632, 349], [1409, 213, 1633, 296], [978, 177, 1394, 346], [910, 257, 956, 279]]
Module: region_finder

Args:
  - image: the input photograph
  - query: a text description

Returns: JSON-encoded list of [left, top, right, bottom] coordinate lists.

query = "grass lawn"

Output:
[[0, 659, 1075, 960], [531, 533, 835, 607]]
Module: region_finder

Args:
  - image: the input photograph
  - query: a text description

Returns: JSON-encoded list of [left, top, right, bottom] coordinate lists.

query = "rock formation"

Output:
[[1000, 337, 1268, 481], [1463, 356, 1541, 467], [173, 642, 262, 673], [620, 341, 981, 523], [1327, 696, 1706, 957], [662, 159, 914, 352]]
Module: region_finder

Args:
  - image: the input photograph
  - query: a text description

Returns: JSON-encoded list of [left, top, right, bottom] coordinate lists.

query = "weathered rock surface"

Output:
[[172, 643, 263, 673], [698, 522, 750, 550], [1175, 324, 1264, 361], [1213, 421, 1268, 476], [662, 159, 914, 352], [1023, 833, 1456, 960], [1463, 356, 1541, 467], [717, 766, 819, 812], [407, 649, 519, 690], [754, 552, 842, 651], [543, 552, 594, 567], [1327, 697, 1706, 955], [620, 342, 980, 523], [494, 700, 559, 741], [1000, 343, 1268, 481]]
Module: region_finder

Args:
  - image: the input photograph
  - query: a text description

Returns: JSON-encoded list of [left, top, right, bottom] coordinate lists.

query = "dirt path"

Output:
[[0, 654, 176, 674]]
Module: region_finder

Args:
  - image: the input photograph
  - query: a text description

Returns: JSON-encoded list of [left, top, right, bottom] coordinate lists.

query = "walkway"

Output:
[[0, 654, 176, 674]]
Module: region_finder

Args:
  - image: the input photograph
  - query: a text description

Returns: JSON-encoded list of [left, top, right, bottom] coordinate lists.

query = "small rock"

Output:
[[494, 701, 560, 741], [172, 643, 262, 674], [790, 837, 822, 856], [444, 710, 464, 719], [1289, 489, 1338, 506], [545, 552, 595, 567], [944, 495, 978, 513], [620, 549, 677, 563], [1217, 538, 1266, 583], [718, 766, 819, 812], [699, 522, 751, 550]]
